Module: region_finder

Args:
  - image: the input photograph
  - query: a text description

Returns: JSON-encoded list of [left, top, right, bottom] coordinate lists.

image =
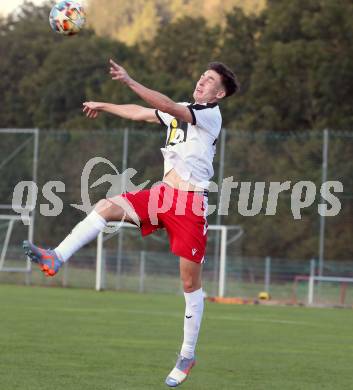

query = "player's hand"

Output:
[[82, 101, 102, 119], [109, 59, 132, 85]]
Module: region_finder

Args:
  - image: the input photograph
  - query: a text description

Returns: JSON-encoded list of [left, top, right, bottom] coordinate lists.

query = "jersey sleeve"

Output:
[[155, 102, 190, 127], [155, 109, 174, 127], [187, 104, 222, 136]]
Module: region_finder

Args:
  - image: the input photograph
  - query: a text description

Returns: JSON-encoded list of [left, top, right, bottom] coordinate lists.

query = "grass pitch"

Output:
[[0, 285, 352, 390]]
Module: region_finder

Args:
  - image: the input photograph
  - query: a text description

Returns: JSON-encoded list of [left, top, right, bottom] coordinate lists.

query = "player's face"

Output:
[[193, 70, 226, 103]]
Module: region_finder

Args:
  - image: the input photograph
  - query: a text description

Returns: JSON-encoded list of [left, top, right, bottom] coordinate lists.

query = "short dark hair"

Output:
[[208, 62, 240, 98]]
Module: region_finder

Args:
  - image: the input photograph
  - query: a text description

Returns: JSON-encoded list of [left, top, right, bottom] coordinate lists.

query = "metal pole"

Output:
[[32, 129, 39, 191], [62, 261, 69, 288], [318, 129, 329, 277], [218, 226, 227, 297], [264, 256, 271, 293], [139, 250, 146, 293], [96, 231, 103, 291], [308, 259, 316, 305], [213, 128, 226, 295], [116, 128, 129, 288], [28, 129, 39, 243], [27, 128, 39, 285]]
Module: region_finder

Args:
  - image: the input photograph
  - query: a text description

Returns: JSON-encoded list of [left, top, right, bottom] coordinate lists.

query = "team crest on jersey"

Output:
[[166, 118, 188, 146]]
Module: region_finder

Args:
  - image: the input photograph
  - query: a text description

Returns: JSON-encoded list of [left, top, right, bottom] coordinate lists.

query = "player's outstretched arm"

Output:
[[109, 59, 194, 124], [82, 102, 159, 123]]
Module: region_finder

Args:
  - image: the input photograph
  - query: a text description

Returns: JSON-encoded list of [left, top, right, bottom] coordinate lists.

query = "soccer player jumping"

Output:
[[23, 59, 239, 387]]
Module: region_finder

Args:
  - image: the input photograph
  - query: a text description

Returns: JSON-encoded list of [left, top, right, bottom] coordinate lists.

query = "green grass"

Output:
[[0, 285, 353, 390]]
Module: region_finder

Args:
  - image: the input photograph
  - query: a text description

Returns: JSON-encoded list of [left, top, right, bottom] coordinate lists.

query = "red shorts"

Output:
[[119, 183, 208, 263]]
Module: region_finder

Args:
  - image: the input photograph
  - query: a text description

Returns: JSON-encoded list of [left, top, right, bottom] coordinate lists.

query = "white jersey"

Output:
[[155, 102, 222, 189]]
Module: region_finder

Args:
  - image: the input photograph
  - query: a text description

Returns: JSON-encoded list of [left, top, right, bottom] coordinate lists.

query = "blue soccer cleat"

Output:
[[23, 240, 63, 277], [165, 355, 196, 387]]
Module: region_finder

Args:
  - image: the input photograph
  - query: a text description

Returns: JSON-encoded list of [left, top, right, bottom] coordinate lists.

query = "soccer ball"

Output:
[[49, 1, 86, 36]]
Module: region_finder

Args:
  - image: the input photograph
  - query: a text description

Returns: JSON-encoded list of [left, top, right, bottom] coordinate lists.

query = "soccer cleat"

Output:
[[23, 240, 63, 277], [165, 355, 196, 387]]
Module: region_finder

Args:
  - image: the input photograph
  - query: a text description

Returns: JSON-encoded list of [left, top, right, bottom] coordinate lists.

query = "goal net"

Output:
[[95, 222, 243, 296], [308, 276, 353, 307], [0, 129, 38, 279]]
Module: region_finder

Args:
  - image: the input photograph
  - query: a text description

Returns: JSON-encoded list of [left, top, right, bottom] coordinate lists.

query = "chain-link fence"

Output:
[[0, 128, 352, 304]]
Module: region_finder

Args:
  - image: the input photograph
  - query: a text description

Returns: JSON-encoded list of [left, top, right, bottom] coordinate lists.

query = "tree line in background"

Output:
[[87, 0, 266, 46], [0, 0, 352, 131], [0, 0, 352, 261]]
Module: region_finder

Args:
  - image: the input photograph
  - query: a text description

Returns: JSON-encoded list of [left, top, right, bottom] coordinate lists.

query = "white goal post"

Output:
[[0, 129, 39, 274], [0, 215, 31, 272], [308, 276, 353, 305], [96, 222, 243, 296]]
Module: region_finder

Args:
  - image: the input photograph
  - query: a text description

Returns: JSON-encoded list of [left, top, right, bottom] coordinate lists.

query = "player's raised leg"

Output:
[[23, 197, 138, 277], [165, 257, 204, 387]]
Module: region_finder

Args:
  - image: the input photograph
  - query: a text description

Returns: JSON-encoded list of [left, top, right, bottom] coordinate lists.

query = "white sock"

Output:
[[55, 210, 107, 262], [180, 288, 204, 359]]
